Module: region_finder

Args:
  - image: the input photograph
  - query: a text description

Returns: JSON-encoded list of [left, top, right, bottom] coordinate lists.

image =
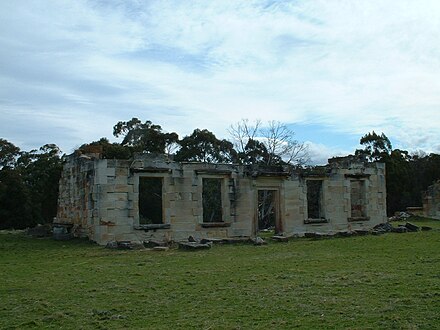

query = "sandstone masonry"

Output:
[[56, 154, 387, 245]]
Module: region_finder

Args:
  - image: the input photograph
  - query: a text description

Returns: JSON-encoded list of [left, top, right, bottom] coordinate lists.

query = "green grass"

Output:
[[1, 218, 440, 329]]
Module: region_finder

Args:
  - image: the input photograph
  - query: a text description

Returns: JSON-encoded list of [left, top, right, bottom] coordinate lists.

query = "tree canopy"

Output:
[[355, 131, 392, 162], [113, 118, 178, 155], [0, 140, 63, 229], [3, 119, 440, 229], [175, 129, 236, 163]]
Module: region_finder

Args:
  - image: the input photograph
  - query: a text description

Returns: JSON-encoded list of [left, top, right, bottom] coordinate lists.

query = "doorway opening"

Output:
[[257, 189, 281, 234]]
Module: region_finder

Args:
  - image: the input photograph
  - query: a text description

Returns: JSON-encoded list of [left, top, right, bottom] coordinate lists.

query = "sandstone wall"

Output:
[[57, 154, 387, 245]]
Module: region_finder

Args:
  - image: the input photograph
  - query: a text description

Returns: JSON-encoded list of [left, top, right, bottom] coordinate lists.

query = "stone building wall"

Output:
[[56, 154, 387, 245], [422, 181, 440, 219]]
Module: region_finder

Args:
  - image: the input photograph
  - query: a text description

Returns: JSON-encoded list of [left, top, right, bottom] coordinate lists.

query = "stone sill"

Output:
[[200, 222, 231, 228], [348, 217, 370, 222], [134, 224, 171, 231], [304, 218, 329, 224]]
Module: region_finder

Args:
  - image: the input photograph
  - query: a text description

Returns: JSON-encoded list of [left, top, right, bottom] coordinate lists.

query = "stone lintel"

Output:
[[130, 167, 172, 173], [195, 169, 232, 176]]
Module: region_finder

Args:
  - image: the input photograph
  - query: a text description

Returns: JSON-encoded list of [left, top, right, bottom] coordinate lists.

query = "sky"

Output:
[[1, 0, 440, 164]]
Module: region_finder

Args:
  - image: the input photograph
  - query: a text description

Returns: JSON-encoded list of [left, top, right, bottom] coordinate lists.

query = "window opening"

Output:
[[139, 177, 163, 224], [307, 180, 324, 219], [350, 180, 366, 218], [203, 178, 223, 222]]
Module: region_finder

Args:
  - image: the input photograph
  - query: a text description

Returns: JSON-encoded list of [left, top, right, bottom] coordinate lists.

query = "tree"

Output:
[[229, 119, 309, 166], [385, 149, 412, 214], [0, 168, 34, 229], [16, 144, 63, 224], [113, 118, 178, 155], [175, 129, 236, 163], [0, 138, 20, 169], [355, 131, 392, 162], [241, 139, 272, 165]]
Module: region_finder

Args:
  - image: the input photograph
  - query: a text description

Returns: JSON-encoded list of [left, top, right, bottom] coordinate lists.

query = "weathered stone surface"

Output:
[[354, 230, 369, 236], [152, 246, 169, 251], [105, 241, 133, 249], [57, 153, 387, 246], [391, 226, 408, 233], [405, 222, 420, 232], [422, 181, 440, 219], [27, 224, 52, 238], [305, 232, 323, 238], [272, 235, 289, 242], [105, 241, 118, 249], [373, 222, 393, 233], [251, 236, 267, 245], [178, 242, 212, 250], [143, 239, 167, 248]]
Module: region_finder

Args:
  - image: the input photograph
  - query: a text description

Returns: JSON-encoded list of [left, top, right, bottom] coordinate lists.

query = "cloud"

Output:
[[1, 0, 440, 158], [306, 141, 351, 165]]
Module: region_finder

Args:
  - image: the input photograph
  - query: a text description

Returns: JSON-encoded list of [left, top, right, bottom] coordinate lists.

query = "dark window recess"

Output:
[[139, 177, 163, 224], [203, 178, 223, 222], [307, 180, 324, 219], [351, 180, 366, 218], [258, 190, 277, 230]]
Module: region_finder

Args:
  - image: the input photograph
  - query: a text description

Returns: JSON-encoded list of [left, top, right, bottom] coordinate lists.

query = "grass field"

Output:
[[1, 218, 440, 329]]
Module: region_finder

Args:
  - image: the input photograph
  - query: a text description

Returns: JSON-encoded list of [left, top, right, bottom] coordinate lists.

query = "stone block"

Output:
[[127, 176, 135, 185], [107, 192, 128, 202], [114, 200, 129, 209], [115, 167, 129, 177], [113, 184, 133, 193], [108, 208, 129, 220], [96, 174, 109, 185], [106, 168, 116, 177]]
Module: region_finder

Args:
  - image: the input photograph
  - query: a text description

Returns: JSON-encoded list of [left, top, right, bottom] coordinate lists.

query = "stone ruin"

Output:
[[422, 180, 440, 220], [56, 154, 387, 245]]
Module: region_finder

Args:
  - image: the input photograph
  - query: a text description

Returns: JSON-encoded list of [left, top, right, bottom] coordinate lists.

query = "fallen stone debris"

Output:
[[98, 219, 437, 251], [105, 240, 144, 250], [372, 222, 394, 235], [152, 246, 169, 251], [272, 235, 289, 242], [143, 239, 168, 249], [52, 225, 73, 241], [389, 211, 412, 222], [391, 226, 408, 233], [178, 241, 212, 250], [251, 236, 267, 246], [403, 222, 420, 232], [27, 224, 52, 238]]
